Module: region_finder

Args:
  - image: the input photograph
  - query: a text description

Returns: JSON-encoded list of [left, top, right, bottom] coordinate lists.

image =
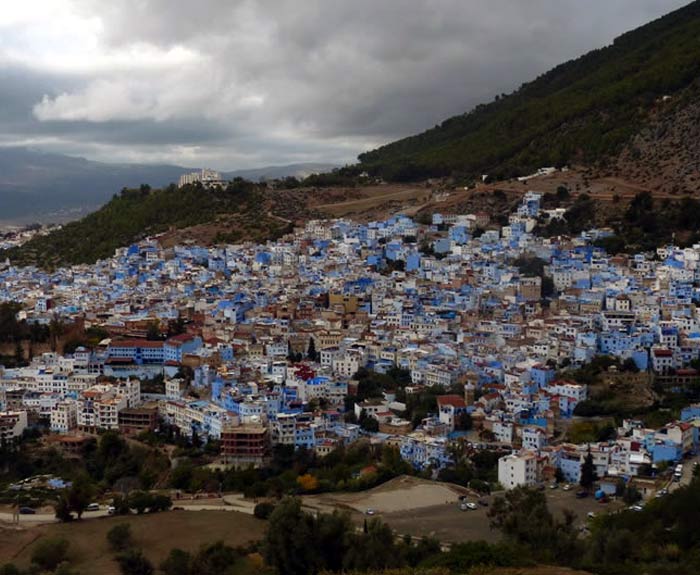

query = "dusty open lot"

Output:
[[306, 475, 468, 514], [381, 485, 623, 544], [0, 510, 266, 574], [312, 184, 432, 220], [305, 476, 624, 545]]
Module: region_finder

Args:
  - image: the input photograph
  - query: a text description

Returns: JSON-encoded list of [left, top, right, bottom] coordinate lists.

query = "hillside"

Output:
[[357, 1, 700, 189], [2, 181, 292, 268]]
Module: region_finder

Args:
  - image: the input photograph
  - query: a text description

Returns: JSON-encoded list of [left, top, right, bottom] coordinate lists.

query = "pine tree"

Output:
[[307, 337, 317, 361], [580, 447, 596, 490]]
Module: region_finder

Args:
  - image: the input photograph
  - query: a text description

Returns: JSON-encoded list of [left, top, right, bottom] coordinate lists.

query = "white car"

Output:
[[587, 511, 597, 519], [365, 508, 376, 516]]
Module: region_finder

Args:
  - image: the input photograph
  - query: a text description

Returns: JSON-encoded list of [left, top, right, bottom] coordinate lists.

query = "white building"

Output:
[[178, 168, 225, 188], [0, 411, 28, 443], [498, 451, 538, 490], [50, 400, 78, 433]]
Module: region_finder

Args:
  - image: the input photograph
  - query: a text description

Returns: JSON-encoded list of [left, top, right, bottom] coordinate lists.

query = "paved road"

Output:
[[666, 454, 699, 493], [0, 497, 253, 526]]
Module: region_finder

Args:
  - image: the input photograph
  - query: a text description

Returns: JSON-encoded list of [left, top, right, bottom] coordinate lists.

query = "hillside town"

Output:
[[1, 190, 700, 495]]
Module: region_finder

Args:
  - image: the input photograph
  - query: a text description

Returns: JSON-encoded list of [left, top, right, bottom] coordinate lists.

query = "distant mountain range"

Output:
[[225, 163, 338, 182], [0, 147, 335, 223]]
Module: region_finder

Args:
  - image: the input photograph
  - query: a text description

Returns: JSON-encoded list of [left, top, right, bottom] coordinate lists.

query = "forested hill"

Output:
[[357, 1, 700, 183], [2, 181, 292, 268]]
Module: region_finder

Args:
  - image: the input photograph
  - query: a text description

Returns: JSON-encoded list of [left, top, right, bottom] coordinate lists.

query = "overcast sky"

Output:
[[0, 0, 689, 170]]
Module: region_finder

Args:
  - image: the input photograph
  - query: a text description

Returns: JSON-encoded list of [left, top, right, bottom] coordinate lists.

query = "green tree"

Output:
[[149, 494, 172, 512], [31, 537, 70, 571], [146, 321, 161, 341], [307, 338, 318, 362], [358, 409, 379, 433], [316, 511, 353, 572], [54, 493, 73, 522], [622, 484, 642, 505], [556, 186, 570, 201], [128, 491, 152, 514], [263, 498, 319, 575], [48, 315, 65, 352], [254, 502, 275, 520], [488, 487, 578, 563], [580, 448, 597, 490], [111, 495, 131, 515], [67, 476, 94, 519], [343, 518, 402, 571], [455, 411, 473, 431]]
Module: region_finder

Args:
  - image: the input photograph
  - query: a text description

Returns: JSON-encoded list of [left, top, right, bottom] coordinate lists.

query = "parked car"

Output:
[[365, 508, 376, 516], [86, 503, 100, 512], [549, 483, 558, 489], [107, 505, 116, 515], [562, 484, 572, 491], [630, 504, 644, 512], [587, 511, 597, 519], [19, 507, 35, 515], [466, 502, 478, 510], [575, 491, 588, 499]]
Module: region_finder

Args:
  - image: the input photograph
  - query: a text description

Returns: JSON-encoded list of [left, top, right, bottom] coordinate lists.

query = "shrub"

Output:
[[159, 548, 191, 575], [254, 502, 276, 519], [107, 523, 133, 552], [31, 537, 70, 571], [116, 550, 154, 575]]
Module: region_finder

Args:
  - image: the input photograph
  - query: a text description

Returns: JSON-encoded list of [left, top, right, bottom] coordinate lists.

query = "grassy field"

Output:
[[1, 510, 267, 574]]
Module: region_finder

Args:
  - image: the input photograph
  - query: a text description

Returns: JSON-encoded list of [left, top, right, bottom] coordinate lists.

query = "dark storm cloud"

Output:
[[0, 0, 691, 168]]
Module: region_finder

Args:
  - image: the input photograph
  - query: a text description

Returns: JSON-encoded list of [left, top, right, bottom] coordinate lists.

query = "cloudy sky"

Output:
[[0, 0, 689, 170]]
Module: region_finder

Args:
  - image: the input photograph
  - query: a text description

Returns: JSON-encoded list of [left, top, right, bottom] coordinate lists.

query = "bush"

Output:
[[112, 495, 131, 515], [116, 550, 154, 575], [254, 502, 275, 519], [190, 541, 240, 574], [623, 485, 642, 505], [469, 479, 491, 494], [54, 564, 80, 575], [107, 523, 133, 552], [31, 537, 70, 571], [159, 548, 191, 575], [129, 491, 152, 514], [149, 494, 172, 512]]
